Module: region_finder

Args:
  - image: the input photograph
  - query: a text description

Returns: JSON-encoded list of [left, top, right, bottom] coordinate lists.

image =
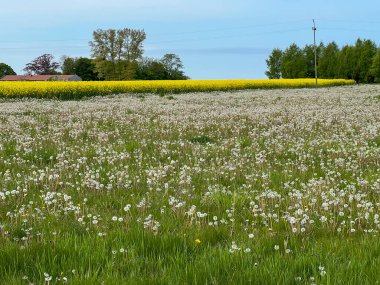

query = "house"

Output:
[[0, 75, 82, 81]]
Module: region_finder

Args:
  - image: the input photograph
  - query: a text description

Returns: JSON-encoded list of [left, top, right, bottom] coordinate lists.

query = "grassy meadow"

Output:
[[0, 84, 379, 284]]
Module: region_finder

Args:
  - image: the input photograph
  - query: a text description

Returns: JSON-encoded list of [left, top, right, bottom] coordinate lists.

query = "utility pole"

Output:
[[313, 19, 318, 88]]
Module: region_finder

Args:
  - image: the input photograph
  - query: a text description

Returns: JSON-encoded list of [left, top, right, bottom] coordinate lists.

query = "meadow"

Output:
[[0, 84, 379, 284], [0, 79, 354, 100]]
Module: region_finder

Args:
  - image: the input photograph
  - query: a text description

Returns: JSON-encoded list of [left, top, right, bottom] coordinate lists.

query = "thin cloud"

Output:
[[147, 47, 271, 56]]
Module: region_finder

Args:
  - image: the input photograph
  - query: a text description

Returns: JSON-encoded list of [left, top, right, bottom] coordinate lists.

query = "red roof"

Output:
[[0, 75, 81, 81]]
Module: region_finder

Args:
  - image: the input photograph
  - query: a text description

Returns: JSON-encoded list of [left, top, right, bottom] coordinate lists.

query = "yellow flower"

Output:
[[195, 239, 201, 244], [0, 79, 355, 99]]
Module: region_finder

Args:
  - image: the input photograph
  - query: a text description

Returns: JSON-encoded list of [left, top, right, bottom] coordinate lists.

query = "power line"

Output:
[[0, 28, 310, 50], [152, 20, 310, 37]]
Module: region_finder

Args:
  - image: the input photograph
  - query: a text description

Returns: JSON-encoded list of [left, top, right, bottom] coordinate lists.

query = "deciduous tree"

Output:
[[62, 56, 99, 81], [24, 54, 60, 75], [265, 48, 283, 79], [281, 44, 307, 78], [0, 63, 16, 77], [90, 28, 146, 80], [160, 54, 188, 80], [318, 42, 339, 79], [369, 49, 380, 82]]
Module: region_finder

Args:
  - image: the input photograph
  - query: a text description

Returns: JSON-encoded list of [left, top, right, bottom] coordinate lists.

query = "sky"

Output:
[[1, 0, 380, 79]]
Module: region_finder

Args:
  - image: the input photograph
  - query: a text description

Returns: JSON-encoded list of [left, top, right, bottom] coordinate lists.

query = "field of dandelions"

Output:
[[0, 84, 379, 284]]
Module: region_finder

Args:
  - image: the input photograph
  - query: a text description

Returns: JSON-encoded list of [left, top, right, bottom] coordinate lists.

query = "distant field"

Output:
[[0, 78, 354, 99], [0, 85, 379, 284]]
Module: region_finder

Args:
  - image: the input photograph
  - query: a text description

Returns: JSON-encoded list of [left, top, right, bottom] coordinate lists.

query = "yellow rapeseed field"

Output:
[[0, 79, 355, 99]]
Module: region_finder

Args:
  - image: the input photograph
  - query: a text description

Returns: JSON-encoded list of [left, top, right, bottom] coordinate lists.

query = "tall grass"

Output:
[[0, 85, 378, 284]]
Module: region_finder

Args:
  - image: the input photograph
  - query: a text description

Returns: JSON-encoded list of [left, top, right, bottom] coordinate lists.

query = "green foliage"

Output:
[[88, 28, 188, 81], [62, 57, 99, 81], [0, 63, 16, 78], [135, 58, 169, 80], [160, 54, 188, 80], [75, 58, 99, 81], [265, 48, 283, 79], [281, 44, 307, 78], [349, 39, 377, 83], [61, 56, 76, 74], [369, 50, 380, 82], [134, 54, 188, 80], [90, 28, 146, 80], [319, 42, 339, 78], [189, 135, 215, 144], [337, 45, 355, 80], [266, 38, 380, 83]]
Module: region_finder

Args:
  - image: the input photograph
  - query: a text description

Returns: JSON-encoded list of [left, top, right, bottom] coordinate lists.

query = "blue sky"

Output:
[[1, 0, 380, 79]]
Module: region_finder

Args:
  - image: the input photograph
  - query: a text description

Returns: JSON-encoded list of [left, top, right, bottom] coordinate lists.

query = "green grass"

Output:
[[0, 86, 379, 284]]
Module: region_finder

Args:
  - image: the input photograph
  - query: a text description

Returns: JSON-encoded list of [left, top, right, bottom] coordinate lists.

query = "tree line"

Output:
[[0, 28, 188, 80], [266, 38, 380, 83]]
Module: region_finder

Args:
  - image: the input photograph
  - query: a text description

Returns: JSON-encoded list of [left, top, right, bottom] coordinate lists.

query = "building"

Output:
[[0, 75, 82, 81]]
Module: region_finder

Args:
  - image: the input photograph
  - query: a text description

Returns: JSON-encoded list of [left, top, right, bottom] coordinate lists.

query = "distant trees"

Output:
[[13, 28, 188, 81], [265, 49, 282, 79], [134, 54, 188, 80], [62, 57, 99, 81], [60, 52, 188, 81], [369, 49, 380, 82], [24, 54, 60, 75], [160, 54, 188, 80], [318, 42, 339, 78], [89, 28, 188, 81], [281, 44, 307, 78], [136, 58, 168, 80], [265, 38, 380, 83], [89, 28, 146, 80], [0, 63, 16, 77]]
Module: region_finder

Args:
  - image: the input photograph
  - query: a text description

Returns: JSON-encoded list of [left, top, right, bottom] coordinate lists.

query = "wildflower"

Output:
[[195, 239, 201, 244], [274, 245, 280, 250], [319, 265, 327, 276], [44, 273, 52, 282]]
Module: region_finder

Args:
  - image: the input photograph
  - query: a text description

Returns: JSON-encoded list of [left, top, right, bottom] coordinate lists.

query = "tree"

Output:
[[0, 63, 16, 78], [24, 54, 60, 75], [337, 45, 355, 80], [318, 42, 339, 78], [303, 43, 324, 78], [281, 43, 307, 78], [75, 58, 99, 81], [160, 54, 188, 80], [135, 58, 169, 80], [61, 56, 76, 74], [265, 48, 283, 79], [62, 56, 99, 81], [353, 39, 377, 83], [266, 38, 379, 82], [369, 48, 380, 82], [89, 28, 146, 80]]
